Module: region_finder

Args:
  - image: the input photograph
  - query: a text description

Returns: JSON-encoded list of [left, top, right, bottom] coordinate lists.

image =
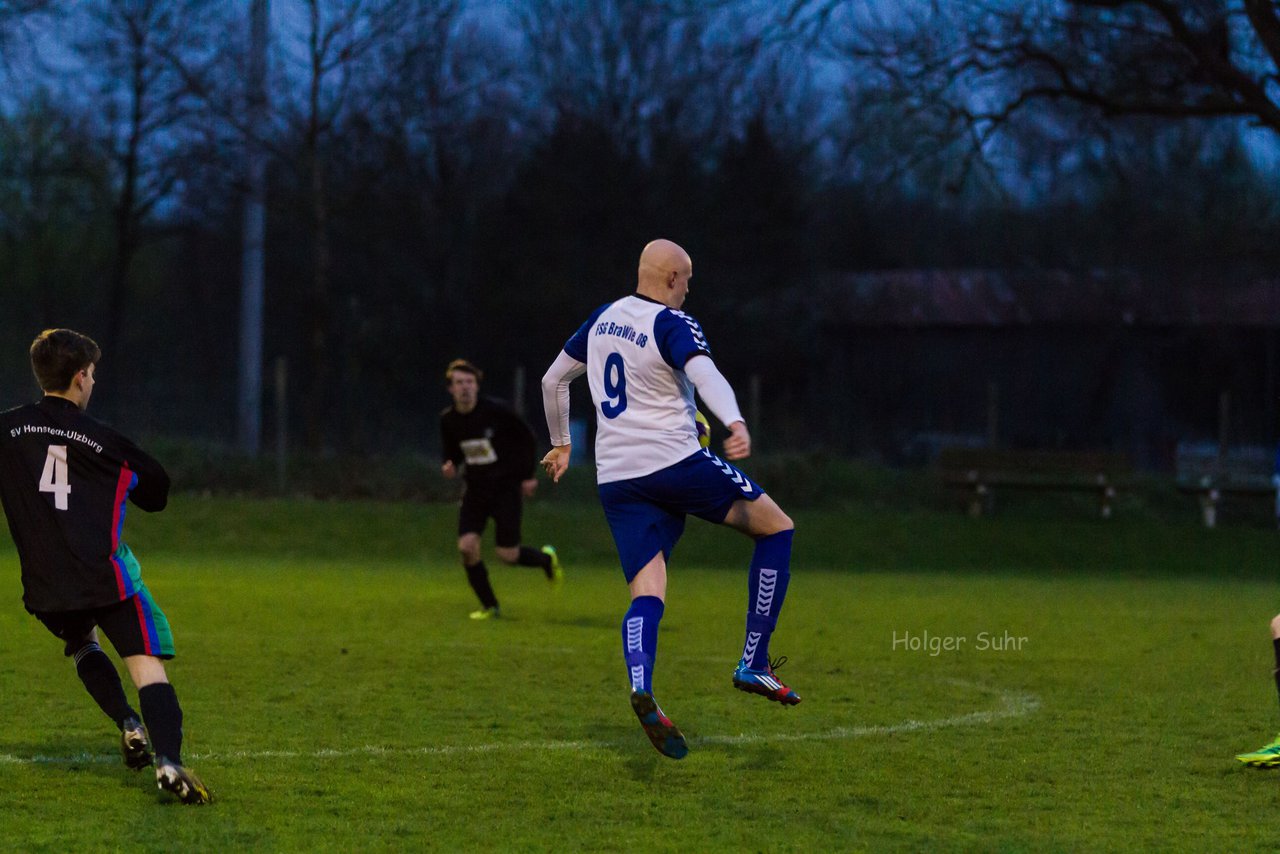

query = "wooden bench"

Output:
[[1175, 445, 1278, 528], [938, 448, 1132, 519]]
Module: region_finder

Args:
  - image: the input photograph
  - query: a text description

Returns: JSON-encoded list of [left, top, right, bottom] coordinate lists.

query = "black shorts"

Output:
[[458, 480, 524, 548], [34, 590, 176, 660]]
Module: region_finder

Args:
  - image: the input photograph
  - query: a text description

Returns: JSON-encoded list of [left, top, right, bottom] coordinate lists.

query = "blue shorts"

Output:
[[598, 449, 764, 581]]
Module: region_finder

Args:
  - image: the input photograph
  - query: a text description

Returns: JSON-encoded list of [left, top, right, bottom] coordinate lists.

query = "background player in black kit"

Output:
[[439, 359, 564, 619], [0, 329, 211, 804]]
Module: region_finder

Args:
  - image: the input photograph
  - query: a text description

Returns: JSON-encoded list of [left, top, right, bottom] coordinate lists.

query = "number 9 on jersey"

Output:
[[602, 352, 628, 418]]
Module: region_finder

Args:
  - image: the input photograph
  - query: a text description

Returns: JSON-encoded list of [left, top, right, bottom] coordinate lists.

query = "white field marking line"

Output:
[[436, 641, 582, 655], [438, 642, 745, 666], [700, 685, 1039, 747], [0, 681, 1039, 767]]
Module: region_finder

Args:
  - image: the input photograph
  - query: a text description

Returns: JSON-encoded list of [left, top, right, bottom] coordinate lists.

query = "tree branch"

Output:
[[1242, 0, 1280, 77]]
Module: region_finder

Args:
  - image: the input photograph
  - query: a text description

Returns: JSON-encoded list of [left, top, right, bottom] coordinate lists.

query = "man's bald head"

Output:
[[636, 239, 693, 309]]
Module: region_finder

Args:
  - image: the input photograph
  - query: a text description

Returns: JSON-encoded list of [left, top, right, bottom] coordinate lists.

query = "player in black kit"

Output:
[[0, 329, 211, 804], [439, 359, 564, 619]]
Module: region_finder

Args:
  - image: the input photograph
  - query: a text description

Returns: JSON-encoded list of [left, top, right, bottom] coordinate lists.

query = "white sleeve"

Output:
[[541, 349, 587, 446], [684, 354, 744, 428]]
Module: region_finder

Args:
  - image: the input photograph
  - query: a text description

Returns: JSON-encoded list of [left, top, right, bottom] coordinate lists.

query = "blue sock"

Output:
[[742, 529, 793, 669], [622, 596, 664, 694]]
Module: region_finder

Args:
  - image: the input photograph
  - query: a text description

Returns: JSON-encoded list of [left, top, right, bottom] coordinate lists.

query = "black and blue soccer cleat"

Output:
[[629, 691, 688, 760], [732, 656, 801, 706]]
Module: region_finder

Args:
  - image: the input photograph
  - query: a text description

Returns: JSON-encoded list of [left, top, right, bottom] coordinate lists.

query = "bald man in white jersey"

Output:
[[541, 239, 799, 759]]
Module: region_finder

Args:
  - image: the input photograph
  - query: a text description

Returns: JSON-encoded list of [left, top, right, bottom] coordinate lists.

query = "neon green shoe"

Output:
[[1236, 733, 1280, 767], [469, 605, 501, 620], [541, 545, 564, 585]]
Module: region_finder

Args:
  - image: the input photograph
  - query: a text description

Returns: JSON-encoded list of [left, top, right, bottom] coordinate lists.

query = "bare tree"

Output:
[[0, 95, 112, 334], [785, 0, 1280, 188], [272, 0, 423, 449], [68, 0, 218, 355], [159, 0, 473, 449], [514, 0, 750, 159], [364, 3, 536, 322]]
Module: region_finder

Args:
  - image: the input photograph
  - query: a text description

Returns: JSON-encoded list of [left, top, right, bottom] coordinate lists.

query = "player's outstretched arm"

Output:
[[684, 355, 749, 459], [541, 349, 586, 453]]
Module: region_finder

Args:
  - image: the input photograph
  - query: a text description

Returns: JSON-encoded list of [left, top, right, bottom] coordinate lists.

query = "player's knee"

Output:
[[756, 503, 793, 537], [1270, 613, 1280, 638], [751, 493, 793, 534], [123, 654, 168, 689], [495, 546, 519, 564], [457, 535, 481, 564], [67, 639, 99, 661]]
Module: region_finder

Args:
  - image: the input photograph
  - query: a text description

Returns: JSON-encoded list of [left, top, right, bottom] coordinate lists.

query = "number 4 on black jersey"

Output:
[[0, 396, 170, 613]]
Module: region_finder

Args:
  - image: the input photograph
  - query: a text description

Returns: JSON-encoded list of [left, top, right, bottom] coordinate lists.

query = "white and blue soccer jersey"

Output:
[[564, 295, 712, 483]]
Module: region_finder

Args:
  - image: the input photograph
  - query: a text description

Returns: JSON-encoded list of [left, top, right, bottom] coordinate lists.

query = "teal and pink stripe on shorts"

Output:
[[131, 584, 175, 658], [110, 465, 138, 599], [114, 543, 176, 658]]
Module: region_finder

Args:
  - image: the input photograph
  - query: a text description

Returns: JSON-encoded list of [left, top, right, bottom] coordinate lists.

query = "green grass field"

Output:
[[1, 494, 1278, 851]]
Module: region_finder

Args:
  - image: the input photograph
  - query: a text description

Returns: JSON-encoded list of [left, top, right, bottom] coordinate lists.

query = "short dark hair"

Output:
[[444, 358, 483, 384], [30, 329, 101, 392]]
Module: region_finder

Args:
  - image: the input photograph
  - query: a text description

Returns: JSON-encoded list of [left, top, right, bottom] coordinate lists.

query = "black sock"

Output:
[[73, 644, 137, 728], [1272, 638, 1280, 714], [516, 546, 552, 576], [465, 562, 499, 609], [139, 682, 184, 765]]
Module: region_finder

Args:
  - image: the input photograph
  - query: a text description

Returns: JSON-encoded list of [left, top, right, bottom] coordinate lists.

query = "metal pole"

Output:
[[275, 356, 288, 494], [237, 0, 269, 454], [1265, 330, 1276, 442], [1218, 390, 1231, 467], [512, 364, 526, 417], [749, 373, 761, 451], [986, 381, 999, 448]]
